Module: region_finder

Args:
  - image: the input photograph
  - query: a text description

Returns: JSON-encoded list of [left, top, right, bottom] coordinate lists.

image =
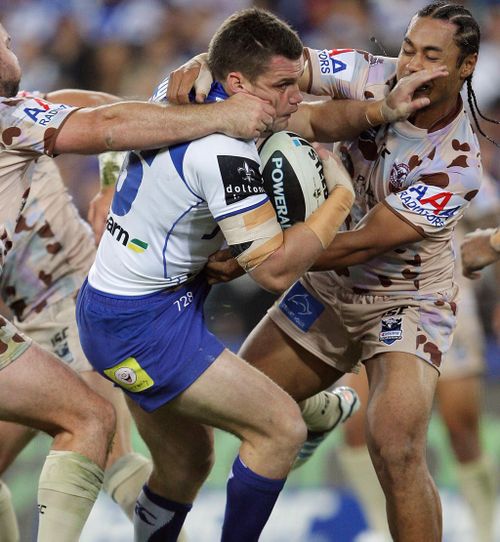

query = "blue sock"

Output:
[[221, 455, 286, 542], [133, 485, 191, 542]]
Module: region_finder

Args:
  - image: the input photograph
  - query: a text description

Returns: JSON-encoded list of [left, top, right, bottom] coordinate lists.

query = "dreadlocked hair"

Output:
[[418, 2, 499, 147]]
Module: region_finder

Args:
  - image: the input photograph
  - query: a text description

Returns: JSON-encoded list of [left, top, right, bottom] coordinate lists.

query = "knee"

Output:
[[79, 395, 117, 448], [368, 429, 425, 480], [269, 399, 308, 455]]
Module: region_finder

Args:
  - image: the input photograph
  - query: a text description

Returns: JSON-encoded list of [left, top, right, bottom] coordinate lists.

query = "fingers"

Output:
[[194, 64, 213, 103], [402, 66, 449, 90], [208, 248, 233, 262], [167, 67, 197, 105]]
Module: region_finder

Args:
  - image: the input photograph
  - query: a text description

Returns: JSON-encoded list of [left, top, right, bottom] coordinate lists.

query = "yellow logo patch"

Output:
[[104, 357, 154, 392]]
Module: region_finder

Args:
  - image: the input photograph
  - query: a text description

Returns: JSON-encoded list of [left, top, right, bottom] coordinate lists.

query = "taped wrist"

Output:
[[365, 101, 385, 127], [304, 187, 354, 248]]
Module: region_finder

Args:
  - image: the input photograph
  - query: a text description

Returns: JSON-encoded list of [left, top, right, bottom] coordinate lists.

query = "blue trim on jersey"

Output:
[[169, 142, 204, 201], [189, 81, 229, 104], [215, 196, 270, 222], [162, 201, 204, 278]]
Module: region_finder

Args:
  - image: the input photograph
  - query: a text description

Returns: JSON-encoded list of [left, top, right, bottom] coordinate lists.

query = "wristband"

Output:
[[305, 186, 354, 248]]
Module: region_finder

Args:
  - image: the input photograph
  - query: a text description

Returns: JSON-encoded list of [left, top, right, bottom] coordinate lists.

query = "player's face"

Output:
[[247, 55, 304, 133], [0, 25, 21, 98], [397, 16, 476, 116]]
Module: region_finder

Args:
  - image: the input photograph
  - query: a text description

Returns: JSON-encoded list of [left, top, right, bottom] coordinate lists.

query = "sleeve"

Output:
[[305, 47, 396, 101], [185, 136, 284, 270], [384, 174, 481, 239], [384, 135, 483, 238], [0, 96, 78, 157]]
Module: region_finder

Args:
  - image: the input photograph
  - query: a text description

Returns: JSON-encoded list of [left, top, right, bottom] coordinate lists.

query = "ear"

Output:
[[226, 71, 252, 94], [459, 53, 477, 80]]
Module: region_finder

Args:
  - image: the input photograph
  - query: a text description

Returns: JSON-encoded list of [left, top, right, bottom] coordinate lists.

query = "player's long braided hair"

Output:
[[418, 2, 499, 147]]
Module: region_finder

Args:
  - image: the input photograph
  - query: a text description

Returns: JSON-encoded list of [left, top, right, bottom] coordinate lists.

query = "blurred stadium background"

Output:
[[0, 0, 499, 540]]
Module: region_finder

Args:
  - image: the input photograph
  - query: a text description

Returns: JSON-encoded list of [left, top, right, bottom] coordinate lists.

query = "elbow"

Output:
[[252, 272, 296, 295]]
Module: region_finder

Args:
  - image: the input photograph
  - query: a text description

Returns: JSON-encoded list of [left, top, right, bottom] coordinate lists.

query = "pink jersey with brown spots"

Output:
[[307, 48, 482, 295], [0, 95, 77, 274], [0, 156, 95, 322]]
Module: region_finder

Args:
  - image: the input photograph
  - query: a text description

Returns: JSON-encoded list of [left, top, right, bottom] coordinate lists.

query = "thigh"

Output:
[[0, 341, 101, 435], [167, 348, 302, 439], [365, 352, 439, 445], [240, 314, 344, 401]]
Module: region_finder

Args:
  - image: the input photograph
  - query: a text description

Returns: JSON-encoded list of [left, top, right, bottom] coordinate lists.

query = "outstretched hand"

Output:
[[381, 66, 449, 122], [205, 248, 244, 284]]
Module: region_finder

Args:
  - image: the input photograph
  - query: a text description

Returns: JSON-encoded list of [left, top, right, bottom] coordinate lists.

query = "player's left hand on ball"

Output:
[[315, 146, 355, 200], [167, 53, 212, 104], [205, 248, 244, 284], [382, 65, 449, 122]]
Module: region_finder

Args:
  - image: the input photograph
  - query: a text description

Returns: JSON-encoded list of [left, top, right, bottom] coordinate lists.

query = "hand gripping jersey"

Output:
[[89, 82, 282, 296], [0, 94, 77, 275], [0, 155, 95, 322], [306, 48, 482, 295]]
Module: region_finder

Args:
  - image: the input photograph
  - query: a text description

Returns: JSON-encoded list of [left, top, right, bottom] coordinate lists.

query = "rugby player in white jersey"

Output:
[[176, 2, 488, 541], [76, 7, 445, 541], [0, 19, 282, 541]]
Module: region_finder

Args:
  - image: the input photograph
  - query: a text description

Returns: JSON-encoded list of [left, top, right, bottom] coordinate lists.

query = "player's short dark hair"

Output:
[[207, 8, 303, 83], [417, 2, 480, 67]]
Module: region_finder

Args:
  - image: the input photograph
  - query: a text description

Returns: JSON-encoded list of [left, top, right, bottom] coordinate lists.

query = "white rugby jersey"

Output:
[[0, 156, 95, 321], [89, 83, 271, 296], [307, 48, 482, 295], [0, 94, 77, 274]]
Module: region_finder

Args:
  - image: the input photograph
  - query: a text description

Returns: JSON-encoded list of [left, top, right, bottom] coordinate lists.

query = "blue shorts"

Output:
[[76, 276, 225, 412]]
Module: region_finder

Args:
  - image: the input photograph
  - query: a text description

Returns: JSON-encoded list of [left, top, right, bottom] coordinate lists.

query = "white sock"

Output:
[[338, 445, 391, 538], [456, 455, 496, 542], [103, 452, 152, 520], [0, 479, 19, 542], [37, 450, 103, 542]]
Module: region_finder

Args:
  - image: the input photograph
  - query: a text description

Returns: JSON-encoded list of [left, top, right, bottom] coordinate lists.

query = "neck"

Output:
[[410, 95, 462, 132]]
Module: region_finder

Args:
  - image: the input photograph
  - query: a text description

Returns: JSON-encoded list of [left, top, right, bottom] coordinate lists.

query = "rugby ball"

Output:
[[259, 131, 328, 229]]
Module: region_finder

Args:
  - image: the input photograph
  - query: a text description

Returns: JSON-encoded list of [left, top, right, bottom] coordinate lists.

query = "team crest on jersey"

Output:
[[218, 156, 265, 205], [389, 162, 410, 193], [379, 306, 408, 345], [379, 316, 403, 345]]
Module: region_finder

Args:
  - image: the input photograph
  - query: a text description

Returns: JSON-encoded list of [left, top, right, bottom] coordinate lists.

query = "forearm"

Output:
[[289, 99, 384, 143], [54, 101, 229, 154], [311, 230, 380, 270], [250, 187, 354, 292], [46, 89, 122, 108]]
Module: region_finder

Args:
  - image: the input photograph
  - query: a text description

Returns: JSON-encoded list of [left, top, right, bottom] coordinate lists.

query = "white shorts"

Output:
[[15, 295, 92, 373]]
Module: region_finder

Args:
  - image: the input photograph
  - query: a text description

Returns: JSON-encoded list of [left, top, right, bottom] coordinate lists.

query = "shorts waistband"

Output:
[[83, 276, 202, 308]]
